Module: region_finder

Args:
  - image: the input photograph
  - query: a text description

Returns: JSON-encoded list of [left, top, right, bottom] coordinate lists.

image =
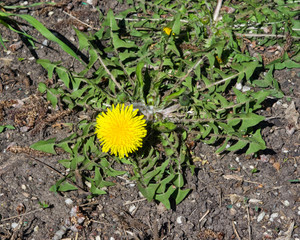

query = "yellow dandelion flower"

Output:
[[163, 27, 175, 36], [216, 55, 223, 64], [95, 104, 147, 158]]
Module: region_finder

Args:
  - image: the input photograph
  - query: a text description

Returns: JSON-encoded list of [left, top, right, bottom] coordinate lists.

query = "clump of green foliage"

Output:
[[6, 0, 298, 208]]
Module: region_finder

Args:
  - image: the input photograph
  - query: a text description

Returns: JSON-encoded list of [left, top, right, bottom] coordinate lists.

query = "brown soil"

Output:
[[0, 1, 299, 239]]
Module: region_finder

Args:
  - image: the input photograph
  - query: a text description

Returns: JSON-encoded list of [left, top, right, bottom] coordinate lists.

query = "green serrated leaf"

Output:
[[163, 88, 186, 104], [46, 89, 58, 108], [74, 28, 90, 51], [56, 67, 70, 88], [227, 140, 248, 151], [246, 129, 266, 155], [155, 185, 176, 209], [0, 125, 15, 133], [38, 82, 47, 93], [173, 173, 184, 188], [112, 33, 136, 49], [238, 113, 265, 131], [90, 184, 107, 195], [156, 174, 175, 193], [172, 14, 181, 35], [174, 188, 190, 205], [104, 9, 119, 31], [216, 137, 230, 153], [16, 14, 81, 62], [30, 138, 56, 154], [36, 59, 59, 80], [242, 61, 259, 81], [137, 182, 159, 202], [58, 182, 78, 192]]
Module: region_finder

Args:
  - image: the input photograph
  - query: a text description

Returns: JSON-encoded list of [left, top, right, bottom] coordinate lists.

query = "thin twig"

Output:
[[90, 219, 113, 226], [216, 101, 249, 113], [199, 209, 210, 223], [63, 11, 99, 30], [123, 198, 147, 206], [232, 221, 241, 240], [198, 73, 240, 92], [115, 17, 189, 23], [28, 156, 65, 178], [182, 56, 206, 82], [9, 216, 23, 240], [0, 208, 43, 222], [213, 0, 223, 22], [246, 206, 252, 240], [79, 200, 99, 207], [114, 49, 135, 88], [28, 156, 88, 193], [234, 32, 300, 39], [97, 54, 122, 91], [166, 56, 206, 96]]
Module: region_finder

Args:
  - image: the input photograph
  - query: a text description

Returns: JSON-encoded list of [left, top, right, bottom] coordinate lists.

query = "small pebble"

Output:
[[282, 103, 288, 108], [270, 212, 278, 222], [34, 225, 39, 232], [282, 200, 290, 207], [129, 183, 135, 187], [85, 181, 91, 188], [21, 184, 26, 190], [263, 232, 272, 239], [236, 83, 242, 90], [138, 192, 144, 198], [65, 198, 73, 205], [20, 126, 30, 132], [242, 86, 251, 92], [286, 126, 295, 135], [66, 3, 73, 10], [28, 176, 33, 181], [129, 205, 136, 214], [42, 40, 49, 46], [22, 192, 30, 198], [48, 11, 54, 17], [230, 207, 237, 216], [19, 9, 28, 14], [11, 222, 19, 229], [257, 211, 265, 222], [109, 237, 115, 240], [282, 148, 289, 153], [176, 216, 185, 224]]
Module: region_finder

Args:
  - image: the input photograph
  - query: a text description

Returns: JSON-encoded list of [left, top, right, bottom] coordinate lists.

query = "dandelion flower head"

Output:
[[95, 104, 147, 158], [163, 27, 175, 36]]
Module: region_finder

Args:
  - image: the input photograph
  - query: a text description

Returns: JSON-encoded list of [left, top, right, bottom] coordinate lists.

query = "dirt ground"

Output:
[[0, 1, 299, 239]]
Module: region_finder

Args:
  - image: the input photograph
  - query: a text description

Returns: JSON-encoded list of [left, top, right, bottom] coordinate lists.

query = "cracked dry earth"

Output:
[[0, 0, 300, 239]]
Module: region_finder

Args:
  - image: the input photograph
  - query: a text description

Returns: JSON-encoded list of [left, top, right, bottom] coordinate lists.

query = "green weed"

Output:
[[4, 0, 298, 208]]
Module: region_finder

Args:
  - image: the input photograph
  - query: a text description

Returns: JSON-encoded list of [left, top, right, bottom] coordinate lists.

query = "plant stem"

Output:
[[198, 72, 240, 92], [97, 54, 122, 91]]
